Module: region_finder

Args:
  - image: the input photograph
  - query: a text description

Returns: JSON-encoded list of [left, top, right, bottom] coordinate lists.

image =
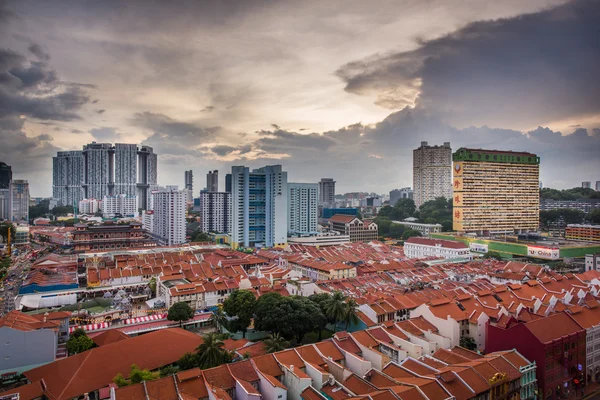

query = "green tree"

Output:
[[264, 332, 290, 353], [325, 291, 347, 331], [401, 229, 421, 240], [344, 298, 361, 330], [66, 328, 95, 355], [0, 222, 15, 243], [29, 200, 50, 220], [148, 277, 157, 295], [394, 198, 416, 220], [589, 209, 600, 224], [416, 197, 453, 231], [159, 365, 179, 377], [459, 336, 477, 351], [113, 364, 159, 387], [52, 205, 74, 216], [561, 208, 585, 224], [211, 307, 230, 332], [222, 289, 257, 338], [178, 352, 199, 370], [196, 332, 232, 369], [308, 293, 332, 320], [288, 296, 327, 343], [191, 231, 212, 242], [254, 292, 289, 333], [167, 302, 195, 327]]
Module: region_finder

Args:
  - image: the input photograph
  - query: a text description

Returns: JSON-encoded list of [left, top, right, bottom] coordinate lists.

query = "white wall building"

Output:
[[413, 141, 452, 208], [391, 220, 442, 236], [231, 165, 288, 249], [102, 194, 138, 217], [199, 191, 232, 234], [78, 198, 101, 214], [586, 254, 600, 271], [149, 186, 186, 245], [403, 237, 471, 259], [288, 183, 318, 234]]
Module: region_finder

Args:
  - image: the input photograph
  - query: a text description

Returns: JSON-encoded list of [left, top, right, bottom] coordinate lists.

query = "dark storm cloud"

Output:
[[336, 0, 600, 128], [95, 109, 106, 114], [255, 129, 337, 153], [27, 43, 50, 61], [0, 47, 92, 121]]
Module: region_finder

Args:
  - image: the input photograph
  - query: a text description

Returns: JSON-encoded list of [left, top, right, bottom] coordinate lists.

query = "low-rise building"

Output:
[[14, 225, 30, 245], [327, 215, 378, 242], [71, 222, 157, 253], [566, 224, 600, 243], [391, 220, 442, 236], [586, 254, 600, 272], [487, 311, 586, 400], [403, 237, 471, 259], [287, 232, 350, 247], [78, 198, 101, 214]]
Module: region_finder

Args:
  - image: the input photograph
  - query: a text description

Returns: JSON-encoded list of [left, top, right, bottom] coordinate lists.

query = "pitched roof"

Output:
[[328, 214, 360, 224], [91, 329, 130, 347], [525, 312, 584, 343], [24, 328, 203, 400]]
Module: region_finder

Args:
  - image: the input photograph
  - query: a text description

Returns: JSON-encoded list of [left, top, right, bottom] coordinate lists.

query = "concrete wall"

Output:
[[341, 351, 372, 376], [0, 327, 56, 372], [258, 372, 287, 400], [281, 366, 312, 400], [410, 304, 460, 347]]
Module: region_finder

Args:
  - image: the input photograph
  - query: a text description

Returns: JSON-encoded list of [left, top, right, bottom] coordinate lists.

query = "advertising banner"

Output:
[[470, 243, 488, 253], [527, 246, 560, 260]]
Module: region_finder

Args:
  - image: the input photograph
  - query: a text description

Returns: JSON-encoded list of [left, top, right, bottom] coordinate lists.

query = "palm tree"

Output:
[[264, 333, 290, 353], [196, 333, 230, 369], [344, 298, 360, 330], [211, 307, 229, 332], [325, 291, 347, 331]]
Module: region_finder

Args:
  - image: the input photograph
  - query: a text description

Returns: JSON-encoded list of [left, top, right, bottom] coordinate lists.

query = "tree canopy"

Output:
[[222, 289, 257, 337], [196, 332, 232, 369], [589, 209, 600, 224], [167, 302, 195, 326], [415, 197, 453, 231], [254, 292, 326, 342], [190, 231, 212, 242], [540, 187, 600, 200], [66, 328, 95, 355], [264, 333, 290, 353], [113, 364, 159, 387]]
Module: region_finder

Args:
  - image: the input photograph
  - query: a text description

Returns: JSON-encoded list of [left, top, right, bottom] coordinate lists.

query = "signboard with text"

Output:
[[527, 246, 560, 260], [470, 243, 489, 253]]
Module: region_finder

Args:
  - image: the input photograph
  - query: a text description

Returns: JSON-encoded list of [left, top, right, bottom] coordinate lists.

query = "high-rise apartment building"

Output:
[[78, 198, 101, 214], [10, 180, 29, 222], [53, 151, 84, 207], [207, 170, 218, 192], [0, 162, 12, 189], [0, 189, 10, 220], [53, 143, 157, 210], [137, 145, 158, 210], [413, 141, 452, 209], [288, 183, 318, 234], [225, 174, 232, 193], [583, 181, 592, 189], [318, 178, 336, 208], [148, 186, 186, 245], [389, 187, 413, 206], [185, 170, 193, 191], [113, 144, 138, 197], [452, 148, 540, 234], [199, 192, 232, 234], [102, 194, 138, 217], [231, 165, 287, 249], [596, 181, 600, 192]]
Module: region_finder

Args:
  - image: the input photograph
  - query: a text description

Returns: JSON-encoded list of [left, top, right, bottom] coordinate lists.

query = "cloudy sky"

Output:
[[1, 0, 599, 197]]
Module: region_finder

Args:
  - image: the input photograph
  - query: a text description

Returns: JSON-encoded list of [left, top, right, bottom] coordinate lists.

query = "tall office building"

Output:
[[10, 180, 29, 222], [149, 186, 186, 245], [231, 165, 288, 249], [199, 192, 232, 234], [185, 170, 193, 191], [413, 142, 452, 209], [318, 178, 336, 208], [207, 170, 218, 192], [288, 183, 318, 234], [452, 148, 540, 234], [596, 181, 600, 192], [0, 162, 12, 189], [389, 187, 413, 206], [53, 143, 157, 210], [53, 151, 84, 207], [583, 181, 592, 189]]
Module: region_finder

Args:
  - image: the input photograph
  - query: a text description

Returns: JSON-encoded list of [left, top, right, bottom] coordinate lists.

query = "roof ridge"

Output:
[[58, 350, 94, 399]]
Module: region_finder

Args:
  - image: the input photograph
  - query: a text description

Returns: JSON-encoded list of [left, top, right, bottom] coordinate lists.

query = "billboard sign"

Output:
[[470, 243, 488, 253], [527, 246, 560, 260]]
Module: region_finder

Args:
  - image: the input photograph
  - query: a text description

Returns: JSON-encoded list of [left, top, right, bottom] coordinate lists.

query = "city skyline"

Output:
[[0, 0, 599, 197]]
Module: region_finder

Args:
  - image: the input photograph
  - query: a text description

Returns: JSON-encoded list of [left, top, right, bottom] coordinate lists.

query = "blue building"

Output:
[[322, 208, 357, 220]]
